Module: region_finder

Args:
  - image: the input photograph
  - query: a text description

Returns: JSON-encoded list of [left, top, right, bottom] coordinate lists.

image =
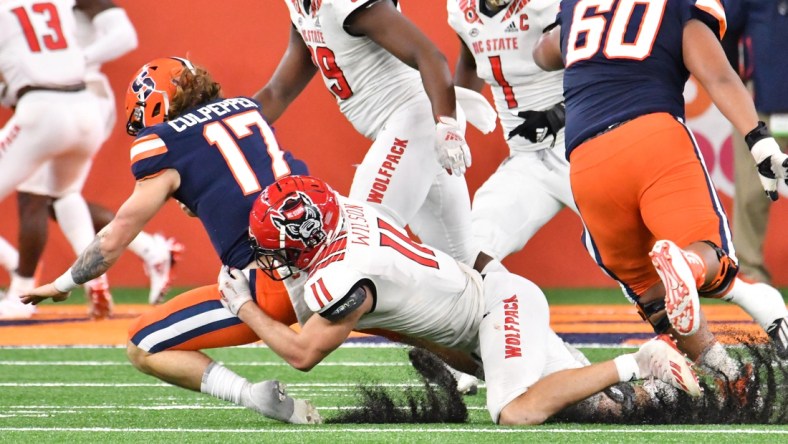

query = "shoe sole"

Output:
[[650, 241, 700, 336]]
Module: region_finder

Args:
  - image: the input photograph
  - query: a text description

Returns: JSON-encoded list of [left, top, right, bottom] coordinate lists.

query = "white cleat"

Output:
[[144, 234, 184, 305], [243, 380, 322, 424], [650, 240, 700, 336], [635, 334, 701, 397], [0, 291, 36, 320], [85, 275, 113, 320]]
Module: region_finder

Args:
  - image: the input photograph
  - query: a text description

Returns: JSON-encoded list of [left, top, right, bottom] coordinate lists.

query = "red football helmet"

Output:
[[124, 57, 196, 136], [249, 176, 341, 280]]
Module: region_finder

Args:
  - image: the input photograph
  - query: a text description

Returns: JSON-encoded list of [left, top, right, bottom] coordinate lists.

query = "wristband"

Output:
[[53, 269, 78, 293], [745, 121, 771, 150]]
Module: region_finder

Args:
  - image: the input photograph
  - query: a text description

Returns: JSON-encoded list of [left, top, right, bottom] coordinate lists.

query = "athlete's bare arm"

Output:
[[454, 39, 485, 93], [74, 0, 116, 18], [533, 26, 564, 71], [346, 0, 456, 120], [21, 169, 180, 303], [683, 20, 758, 135], [253, 26, 318, 124], [237, 285, 374, 371]]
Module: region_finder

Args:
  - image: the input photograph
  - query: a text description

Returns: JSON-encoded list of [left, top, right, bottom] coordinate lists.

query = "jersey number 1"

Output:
[[11, 2, 68, 53], [203, 111, 291, 195], [565, 0, 667, 67]]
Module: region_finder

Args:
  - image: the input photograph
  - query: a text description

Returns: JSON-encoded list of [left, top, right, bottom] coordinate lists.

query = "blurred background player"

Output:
[[255, 0, 500, 274], [21, 57, 318, 424], [449, 0, 577, 265], [0, 0, 106, 319], [0, 0, 182, 321], [534, 0, 788, 383]]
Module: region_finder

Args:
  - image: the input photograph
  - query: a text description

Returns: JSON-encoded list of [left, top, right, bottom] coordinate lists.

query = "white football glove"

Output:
[[746, 122, 788, 201], [218, 266, 253, 315], [435, 116, 471, 176]]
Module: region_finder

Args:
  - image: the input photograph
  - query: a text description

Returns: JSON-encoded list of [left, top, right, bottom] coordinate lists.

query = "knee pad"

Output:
[[697, 240, 739, 299], [635, 298, 671, 334]]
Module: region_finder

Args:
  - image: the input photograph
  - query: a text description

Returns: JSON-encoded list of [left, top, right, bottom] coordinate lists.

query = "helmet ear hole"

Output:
[[151, 102, 162, 118]]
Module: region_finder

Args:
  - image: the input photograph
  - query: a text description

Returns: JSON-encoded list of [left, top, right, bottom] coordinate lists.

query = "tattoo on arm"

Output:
[[71, 236, 111, 284]]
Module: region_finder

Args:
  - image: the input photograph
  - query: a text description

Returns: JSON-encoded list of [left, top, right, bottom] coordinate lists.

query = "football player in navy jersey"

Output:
[[534, 0, 788, 383], [21, 57, 320, 424]]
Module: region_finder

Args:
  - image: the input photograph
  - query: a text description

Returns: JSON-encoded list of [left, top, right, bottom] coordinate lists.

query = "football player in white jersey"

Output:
[[0, 0, 109, 318], [0, 0, 183, 319], [449, 0, 788, 371], [215, 175, 702, 425], [255, 0, 501, 275]]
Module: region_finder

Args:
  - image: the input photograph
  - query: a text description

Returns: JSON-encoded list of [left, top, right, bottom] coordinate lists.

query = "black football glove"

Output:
[[745, 121, 788, 201], [507, 102, 566, 147]]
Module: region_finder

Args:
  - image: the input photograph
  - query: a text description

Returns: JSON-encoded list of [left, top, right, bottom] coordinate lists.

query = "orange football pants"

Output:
[[569, 113, 734, 298], [128, 269, 297, 352]]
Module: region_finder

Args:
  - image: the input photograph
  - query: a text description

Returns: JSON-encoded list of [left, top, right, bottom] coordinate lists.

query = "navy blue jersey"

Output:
[[130, 97, 308, 268], [558, 0, 727, 156]]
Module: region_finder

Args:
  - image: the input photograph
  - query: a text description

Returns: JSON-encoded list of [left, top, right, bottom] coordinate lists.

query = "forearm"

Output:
[[238, 303, 319, 371], [417, 50, 457, 119], [703, 76, 759, 135], [69, 222, 132, 284], [252, 85, 293, 124]]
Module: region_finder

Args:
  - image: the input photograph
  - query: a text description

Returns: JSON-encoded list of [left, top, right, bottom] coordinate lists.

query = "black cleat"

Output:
[[766, 317, 788, 359]]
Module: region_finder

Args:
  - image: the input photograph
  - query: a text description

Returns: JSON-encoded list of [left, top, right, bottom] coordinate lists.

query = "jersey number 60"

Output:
[[565, 0, 667, 67]]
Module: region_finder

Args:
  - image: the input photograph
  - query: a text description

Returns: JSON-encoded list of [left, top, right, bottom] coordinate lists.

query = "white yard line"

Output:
[[0, 361, 410, 366], [0, 427, 785, 434], [0, 382, 473, 388]]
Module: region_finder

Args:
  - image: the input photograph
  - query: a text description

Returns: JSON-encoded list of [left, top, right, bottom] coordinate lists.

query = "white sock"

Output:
[[0, 236, 19, 274], [200, 362, 249, 405], [127, 231, 155, 261], [613, 354, 641, 382], [53, 193, 96, 254], [723, 278, 788, 330], [698, 342, 740, 380]]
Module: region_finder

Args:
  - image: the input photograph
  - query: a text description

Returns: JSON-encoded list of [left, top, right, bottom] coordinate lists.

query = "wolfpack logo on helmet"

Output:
[[130, 68, 156, 102], [271, 191, 326, 248]]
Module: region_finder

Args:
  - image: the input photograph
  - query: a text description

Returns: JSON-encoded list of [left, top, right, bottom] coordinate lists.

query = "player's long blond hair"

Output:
[[168, 65, 222, 119]]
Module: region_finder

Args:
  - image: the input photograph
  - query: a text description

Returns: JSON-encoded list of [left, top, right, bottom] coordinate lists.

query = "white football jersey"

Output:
[[447, 0, 564, 153], [0, 0, 85, 105], [283, 0, 425, 139], [73, 8, 100, 74], [300, 196, 484, 351]]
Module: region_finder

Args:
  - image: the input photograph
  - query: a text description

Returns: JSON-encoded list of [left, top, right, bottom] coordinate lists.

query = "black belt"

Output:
[[16, 83, 86, 101]]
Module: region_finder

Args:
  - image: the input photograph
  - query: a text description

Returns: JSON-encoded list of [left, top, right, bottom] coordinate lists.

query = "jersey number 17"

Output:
[[203, 110, 292, 195]]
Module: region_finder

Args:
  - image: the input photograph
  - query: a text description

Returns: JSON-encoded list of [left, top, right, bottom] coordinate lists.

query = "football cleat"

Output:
[[86, 275, 113, 320], [0, 291, 36, 320], [635, 334, 701, 397], [766, 316, 788, 359], [650, 240, 701, 336], [242, 380, 322, 424], [144, 234, 184, 305]]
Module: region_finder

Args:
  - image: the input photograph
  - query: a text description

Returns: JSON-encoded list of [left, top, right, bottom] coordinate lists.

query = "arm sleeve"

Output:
[[691, 0, 728, 40], [82, 8, 139, 66]]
